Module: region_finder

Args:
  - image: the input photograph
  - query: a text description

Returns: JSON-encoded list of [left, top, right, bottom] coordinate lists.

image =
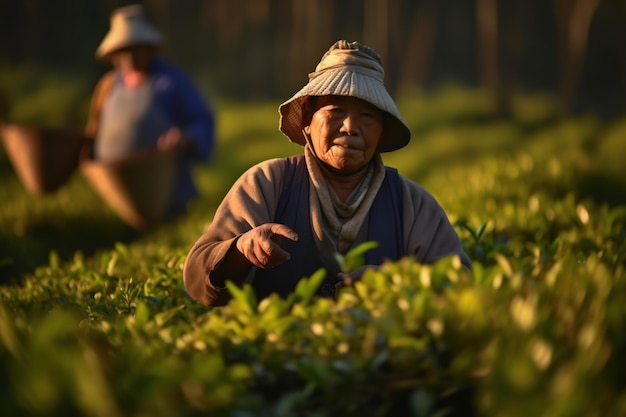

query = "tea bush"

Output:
[[0, 80, 625, 416]]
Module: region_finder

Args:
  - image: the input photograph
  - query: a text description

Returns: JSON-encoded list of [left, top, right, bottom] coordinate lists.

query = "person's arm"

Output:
[[183, 159, 290, 306], [157, 61, 215, 160], [402, 179, 472, 270], [84, 71, 116, 139]]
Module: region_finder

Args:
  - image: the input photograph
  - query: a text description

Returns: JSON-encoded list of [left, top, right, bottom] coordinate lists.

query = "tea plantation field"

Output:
[[1, 85, 625, 416]]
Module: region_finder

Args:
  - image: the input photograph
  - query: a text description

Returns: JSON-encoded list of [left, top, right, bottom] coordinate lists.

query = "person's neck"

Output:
[[319, 160, 370, 202], [122, 70, 148, 87]]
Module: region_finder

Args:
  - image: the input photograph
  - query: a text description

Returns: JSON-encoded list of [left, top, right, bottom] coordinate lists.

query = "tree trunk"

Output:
[[476, 0, 508, 115], [554, 0, 600, 114], [400, 0, 440, 89], [363, 0, 389, 63]]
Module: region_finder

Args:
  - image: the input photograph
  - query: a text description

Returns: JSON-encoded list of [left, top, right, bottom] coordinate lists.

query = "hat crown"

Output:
[[310, 40, 384, 83], [278, 39, 411, 153], [96, 4, 163, 59], [111, 4, 156, 37], [110, 5, 149, 27]]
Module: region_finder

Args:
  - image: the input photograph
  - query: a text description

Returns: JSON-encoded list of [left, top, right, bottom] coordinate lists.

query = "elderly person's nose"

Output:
[[340, 111, 359, 135]]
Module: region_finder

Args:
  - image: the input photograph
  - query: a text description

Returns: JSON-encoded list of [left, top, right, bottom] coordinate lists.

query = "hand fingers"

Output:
[[157, 128, 183, 151], [253, 239, 291, 268], [237, 224, 297, 269], [268, 223, 298, 242], [236, 234, 263, 268]]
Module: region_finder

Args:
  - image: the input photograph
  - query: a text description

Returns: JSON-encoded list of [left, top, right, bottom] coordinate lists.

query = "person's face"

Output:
[[304, 95, 384, 173], [110, 46, 155, 73]]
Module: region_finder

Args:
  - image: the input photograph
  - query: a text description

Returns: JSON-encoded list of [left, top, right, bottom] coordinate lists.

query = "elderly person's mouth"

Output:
[[333, 138, 364, 150], [332, 145, 363, 157]]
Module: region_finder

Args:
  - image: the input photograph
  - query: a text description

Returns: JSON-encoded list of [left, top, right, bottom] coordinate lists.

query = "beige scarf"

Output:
[[304, 144, 386, 270]]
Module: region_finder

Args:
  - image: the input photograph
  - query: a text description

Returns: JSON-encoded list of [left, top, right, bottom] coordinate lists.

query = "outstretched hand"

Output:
[[236, 223, 298, 269]]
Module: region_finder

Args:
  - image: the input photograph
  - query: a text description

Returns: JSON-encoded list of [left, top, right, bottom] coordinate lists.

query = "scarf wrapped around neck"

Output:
[[303, 144, 386, 269]]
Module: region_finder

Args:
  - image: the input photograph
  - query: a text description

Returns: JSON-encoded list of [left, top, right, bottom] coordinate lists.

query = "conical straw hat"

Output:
[[0, 123, 87, 194], [80, 148, 180, 230]]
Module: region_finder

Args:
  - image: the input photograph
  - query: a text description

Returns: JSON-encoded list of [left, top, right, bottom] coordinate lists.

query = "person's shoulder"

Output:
[[91, 70, 117, 99], [395, 173, 426, 193], [150, 59, 192, 81], [397, 174, 442, 207], [151, 58, 176, 72], [231, 157, 294, 197], [241, 157, 292, 178], [260, 157, 298, 171], [96, 69, 117, 86]]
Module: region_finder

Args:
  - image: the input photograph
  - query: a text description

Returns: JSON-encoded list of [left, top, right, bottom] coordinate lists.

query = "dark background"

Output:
[[0, 0, 625, 116]]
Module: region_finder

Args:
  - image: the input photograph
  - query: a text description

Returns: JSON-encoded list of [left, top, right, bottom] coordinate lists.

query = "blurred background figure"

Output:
[[85, 4, 215, 220]]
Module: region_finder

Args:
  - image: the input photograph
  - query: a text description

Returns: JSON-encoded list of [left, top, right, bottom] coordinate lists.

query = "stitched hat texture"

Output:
[[279, 40, 410, 152]]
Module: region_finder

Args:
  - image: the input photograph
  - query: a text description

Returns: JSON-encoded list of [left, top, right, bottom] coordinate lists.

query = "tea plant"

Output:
[[1, 84, 625, 416]]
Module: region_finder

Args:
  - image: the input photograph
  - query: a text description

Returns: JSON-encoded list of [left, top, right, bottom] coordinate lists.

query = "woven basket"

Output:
[[0, 123, 88, 194], [80, 147, 180, 230]]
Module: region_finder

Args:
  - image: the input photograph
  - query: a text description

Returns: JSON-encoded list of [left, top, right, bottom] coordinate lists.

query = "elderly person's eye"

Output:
[[321, 106, 344, 117]]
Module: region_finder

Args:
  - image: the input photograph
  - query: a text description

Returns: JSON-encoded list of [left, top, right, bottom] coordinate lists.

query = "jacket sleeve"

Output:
[[183, 158, 285, 306], [402, 178, 472, 270], [168, 67, 215, 161]]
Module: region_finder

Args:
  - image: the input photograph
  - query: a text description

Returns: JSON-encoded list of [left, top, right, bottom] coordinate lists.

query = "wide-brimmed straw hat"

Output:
[[279, 40, 410, 153], [95, 4, 163, 60]]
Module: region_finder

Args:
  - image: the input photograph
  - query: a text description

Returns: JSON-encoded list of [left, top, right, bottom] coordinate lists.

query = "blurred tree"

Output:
[[363, 0, 389, 63], [399, 0, 439, 89], [607, 2, 626, 92], [554, 0, 601, 114], [0, 0, 623, 114], [287, 0, 334, 89], [477, 0, 507, 115]]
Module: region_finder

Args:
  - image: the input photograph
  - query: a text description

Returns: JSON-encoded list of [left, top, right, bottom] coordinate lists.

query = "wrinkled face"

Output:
[[304, 95, 384, 173], [110, 45, 155, 73]]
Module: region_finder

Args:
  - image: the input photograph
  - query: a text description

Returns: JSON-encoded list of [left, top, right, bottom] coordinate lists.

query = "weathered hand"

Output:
[[157, 127, 191, 153], [236, 223, 298, 269]]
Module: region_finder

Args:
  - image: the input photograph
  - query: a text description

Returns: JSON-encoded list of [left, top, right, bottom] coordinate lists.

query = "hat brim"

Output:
[[279, 68, 410, 153], [95, 28, 163, 60]]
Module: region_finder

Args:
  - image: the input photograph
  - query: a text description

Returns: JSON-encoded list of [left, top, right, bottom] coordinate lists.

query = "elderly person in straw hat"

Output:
[[183, 40, 470, 307], [85, 4, 214, 220]]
